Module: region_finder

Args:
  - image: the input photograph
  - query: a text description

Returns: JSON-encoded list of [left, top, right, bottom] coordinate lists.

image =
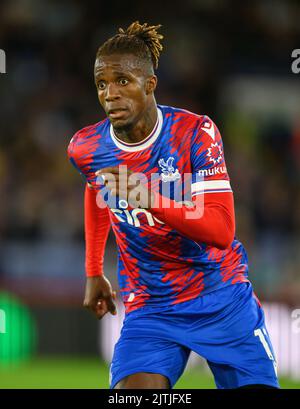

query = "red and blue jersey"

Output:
[[68, 105, 249, 313]]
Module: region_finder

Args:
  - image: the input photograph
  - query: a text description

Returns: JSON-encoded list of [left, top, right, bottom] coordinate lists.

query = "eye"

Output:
[[119, 78, 129, 86], [97, 81, 106, 90]]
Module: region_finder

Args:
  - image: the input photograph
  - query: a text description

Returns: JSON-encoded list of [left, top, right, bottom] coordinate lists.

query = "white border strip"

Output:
[[191, 180, 232, 195]]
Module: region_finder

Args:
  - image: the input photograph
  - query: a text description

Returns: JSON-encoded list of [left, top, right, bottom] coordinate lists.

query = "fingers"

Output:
[[83, 298, 102, 318], [95, 299, 110, 319], [96, 166, 132, 175], [105, 293, 117, 316], [96, 166, 132, 183], [95, 167, 127, 182], [97, 173, 130, 200], [95, 166, 120, 175], [84, 295, 117, 319], [96, 167, 140, 203], [95, 296, 117, 318]]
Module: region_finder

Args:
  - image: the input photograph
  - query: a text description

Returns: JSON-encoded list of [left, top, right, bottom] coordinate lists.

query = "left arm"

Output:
[[149, 190, 235, 249], [149, 115, 234, 249], [96, 116, 235, 249]]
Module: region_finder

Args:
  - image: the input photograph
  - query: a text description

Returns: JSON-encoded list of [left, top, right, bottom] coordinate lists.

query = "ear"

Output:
[[145, 75, 157, 95]]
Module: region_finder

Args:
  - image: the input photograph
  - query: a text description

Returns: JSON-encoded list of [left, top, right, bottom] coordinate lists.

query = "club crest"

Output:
[[158, 157, 181, 182]]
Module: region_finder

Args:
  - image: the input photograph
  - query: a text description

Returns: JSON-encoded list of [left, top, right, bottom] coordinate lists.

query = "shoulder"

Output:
[[67, 118, 108, 159], [158, 104, 211, 128], [159, 105, 220, 144]]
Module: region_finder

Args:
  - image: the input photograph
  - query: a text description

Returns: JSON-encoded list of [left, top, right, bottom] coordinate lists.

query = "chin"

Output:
[[110, 118, 132, 132]]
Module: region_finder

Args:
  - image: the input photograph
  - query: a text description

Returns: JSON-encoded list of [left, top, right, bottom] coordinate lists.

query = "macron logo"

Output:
[[201, 121, 215, 140]]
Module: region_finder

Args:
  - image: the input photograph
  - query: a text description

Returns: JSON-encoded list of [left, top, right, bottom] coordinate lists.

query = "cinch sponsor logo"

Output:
[[0, 49, 6, 73], [109, 199, 197, 227], [110, 206, 165, 227], [198, 166, 227, 177]]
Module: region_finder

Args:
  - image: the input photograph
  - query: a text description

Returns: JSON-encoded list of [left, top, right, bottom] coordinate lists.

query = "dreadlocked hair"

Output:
[[96, 21, 163, 70]]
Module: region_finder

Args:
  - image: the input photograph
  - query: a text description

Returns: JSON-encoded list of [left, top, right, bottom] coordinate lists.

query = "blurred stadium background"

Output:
[[0, 0, 300, 388]]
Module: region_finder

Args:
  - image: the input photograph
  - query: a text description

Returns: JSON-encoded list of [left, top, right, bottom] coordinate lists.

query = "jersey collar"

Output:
[[109, 107, 163, 152]]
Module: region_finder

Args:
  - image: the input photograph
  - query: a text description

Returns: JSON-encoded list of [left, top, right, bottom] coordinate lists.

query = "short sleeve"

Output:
[[67, 129, 99, 189]]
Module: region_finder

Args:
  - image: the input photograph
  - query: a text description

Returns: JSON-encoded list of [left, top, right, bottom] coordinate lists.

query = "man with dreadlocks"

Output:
[[68, 22, 279, 389]]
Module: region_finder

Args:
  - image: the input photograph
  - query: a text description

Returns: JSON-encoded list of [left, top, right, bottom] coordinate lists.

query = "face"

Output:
[[94, 53, 157, 130]]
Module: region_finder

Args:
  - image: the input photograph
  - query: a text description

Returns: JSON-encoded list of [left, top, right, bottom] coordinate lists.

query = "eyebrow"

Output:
[[94, 69, 131, 76], [112, 71, 131, 76]]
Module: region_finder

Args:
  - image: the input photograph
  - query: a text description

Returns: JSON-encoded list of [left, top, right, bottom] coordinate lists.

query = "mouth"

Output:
[[107, 108, 128, 119]]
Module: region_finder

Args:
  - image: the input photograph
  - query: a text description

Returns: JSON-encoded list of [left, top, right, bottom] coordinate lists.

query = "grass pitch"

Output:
[[0, 357, 299, 389]]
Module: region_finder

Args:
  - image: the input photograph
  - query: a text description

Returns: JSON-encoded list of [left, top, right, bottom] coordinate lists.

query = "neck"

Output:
[[113, 102, 158, 144]]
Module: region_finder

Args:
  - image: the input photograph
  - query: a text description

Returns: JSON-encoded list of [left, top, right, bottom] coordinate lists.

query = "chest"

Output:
[[94, 130, 193, 177]]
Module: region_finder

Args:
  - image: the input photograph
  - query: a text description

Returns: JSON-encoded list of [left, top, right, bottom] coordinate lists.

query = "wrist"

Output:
[[86, 269, 104, 278]]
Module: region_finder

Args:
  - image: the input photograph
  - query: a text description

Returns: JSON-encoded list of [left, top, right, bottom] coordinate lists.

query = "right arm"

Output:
[[67, 130, 116, 318], [83, 184, 117, 318]]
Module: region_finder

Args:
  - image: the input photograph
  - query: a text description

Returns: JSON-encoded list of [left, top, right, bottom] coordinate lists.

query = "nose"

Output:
[[105, 83, 120, 102]]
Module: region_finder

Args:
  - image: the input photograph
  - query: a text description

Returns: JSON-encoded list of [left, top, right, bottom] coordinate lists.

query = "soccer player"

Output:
[[68, 21, 279, 389]]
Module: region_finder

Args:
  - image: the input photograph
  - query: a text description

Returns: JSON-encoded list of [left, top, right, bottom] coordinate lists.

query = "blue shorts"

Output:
[[110, 282, 279, 389]]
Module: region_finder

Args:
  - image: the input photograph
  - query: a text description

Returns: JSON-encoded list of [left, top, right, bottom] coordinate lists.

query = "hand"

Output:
[[95, 166, 154, 209], [83, 276, 117, 319]]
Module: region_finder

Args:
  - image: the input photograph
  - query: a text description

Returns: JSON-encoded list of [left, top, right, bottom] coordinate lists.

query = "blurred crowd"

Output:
[[0, 0, 299, 304]]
